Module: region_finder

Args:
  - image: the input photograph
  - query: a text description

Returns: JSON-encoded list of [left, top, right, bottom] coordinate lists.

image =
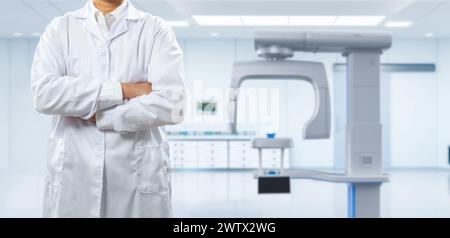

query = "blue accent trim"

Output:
[[348, 184, 356, 218]]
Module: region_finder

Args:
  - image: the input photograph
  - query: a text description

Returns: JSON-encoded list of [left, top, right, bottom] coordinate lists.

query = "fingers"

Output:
[[137, 82, 152, 95], [121, 82, 152, 100], [71, 116, 96, 124]]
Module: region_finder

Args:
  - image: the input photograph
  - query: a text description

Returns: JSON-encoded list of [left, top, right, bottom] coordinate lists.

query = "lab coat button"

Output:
[[99, 48, 108, 55]]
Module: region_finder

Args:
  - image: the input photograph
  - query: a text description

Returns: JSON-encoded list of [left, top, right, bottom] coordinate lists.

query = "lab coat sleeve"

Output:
[[96, 21, 185, 132], [31, 17, 123, 119]]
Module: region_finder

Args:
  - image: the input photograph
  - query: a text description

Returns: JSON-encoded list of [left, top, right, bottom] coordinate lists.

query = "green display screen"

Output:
[[197, 101, 216, 114]]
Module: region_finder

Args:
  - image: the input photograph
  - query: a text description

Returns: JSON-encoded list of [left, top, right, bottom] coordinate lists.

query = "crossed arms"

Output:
[[87, 82, 153, 123], [31, 17, 185, 133]]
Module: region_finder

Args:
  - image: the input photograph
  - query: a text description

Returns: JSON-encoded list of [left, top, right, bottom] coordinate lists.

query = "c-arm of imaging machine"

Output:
[[229, 60, 330, 139], [228, 30, 392, 218]]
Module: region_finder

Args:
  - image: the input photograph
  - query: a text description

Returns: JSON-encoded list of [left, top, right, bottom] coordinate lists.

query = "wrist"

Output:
[[121, 83, 130, 99]]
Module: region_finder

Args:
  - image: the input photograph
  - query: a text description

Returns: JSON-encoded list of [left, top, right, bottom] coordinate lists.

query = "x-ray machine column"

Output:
[[243, 31, 391, 217], [346, 50, 384, 217]]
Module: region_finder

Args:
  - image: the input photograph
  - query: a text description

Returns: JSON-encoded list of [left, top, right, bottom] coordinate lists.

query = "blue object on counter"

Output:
[[266, 133, 276, 139], [265, 170, 280, 176]]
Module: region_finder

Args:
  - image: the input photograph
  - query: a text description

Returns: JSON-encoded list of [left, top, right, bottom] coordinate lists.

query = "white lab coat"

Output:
[[31, 2, 185, 217]]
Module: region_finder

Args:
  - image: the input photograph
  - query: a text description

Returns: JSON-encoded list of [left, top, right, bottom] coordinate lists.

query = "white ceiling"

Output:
[[1, 0, 450, 39]]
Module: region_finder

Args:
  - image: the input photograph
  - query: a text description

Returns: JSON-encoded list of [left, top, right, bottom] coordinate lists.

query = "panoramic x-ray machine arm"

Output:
[[229, 60, 330, 139], [229, 31, 391, 218]]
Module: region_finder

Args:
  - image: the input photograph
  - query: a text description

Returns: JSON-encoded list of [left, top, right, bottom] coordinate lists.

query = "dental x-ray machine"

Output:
[[228, 31, 392, 218]]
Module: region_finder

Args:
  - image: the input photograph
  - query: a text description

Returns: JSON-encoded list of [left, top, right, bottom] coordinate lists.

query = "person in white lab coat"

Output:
[[30, 0, 185, 217]]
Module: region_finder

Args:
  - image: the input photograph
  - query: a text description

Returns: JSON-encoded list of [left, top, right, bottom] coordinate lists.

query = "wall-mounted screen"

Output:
[[197, 101, 216, 115]]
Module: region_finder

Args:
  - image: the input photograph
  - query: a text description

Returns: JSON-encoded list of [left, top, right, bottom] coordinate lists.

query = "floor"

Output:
[[1, 169, 450, 217]]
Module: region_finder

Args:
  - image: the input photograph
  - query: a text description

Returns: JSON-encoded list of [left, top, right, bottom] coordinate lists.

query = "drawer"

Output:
[[229, 149, 258, 157], [262, 149, 281, 157], [171, 161, 198, 168], [171, 155, 198, 162], [169, 141, 198, 149], [229, 155, 258, 162], [229, 141, 252, 148], [197, 147, 227, 154], [170, 149, 197, 155], [198, 155, 228, 163], [262, 157, 281, 162], [197, 161, 228, 169], [229, 161, 259, 169], [197, 141, 228, 149]]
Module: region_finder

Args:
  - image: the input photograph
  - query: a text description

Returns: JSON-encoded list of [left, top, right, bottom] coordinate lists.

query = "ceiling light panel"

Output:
[[289, 16, 336, 26], [241, 16, 289, 26], [192, 16, 243, 26], [385, 21, 413, 27], [335, 16, 386, 26], [192, 15, 387, 27]]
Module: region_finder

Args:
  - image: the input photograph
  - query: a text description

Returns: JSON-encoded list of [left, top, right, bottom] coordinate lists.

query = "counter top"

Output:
[[167, 131, 257, 140], [168, 135, 255, 141]]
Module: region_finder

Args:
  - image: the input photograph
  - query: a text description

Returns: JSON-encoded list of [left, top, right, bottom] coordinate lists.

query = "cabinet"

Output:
[[168, 139, 290, 169], [197, 141, 228, 168], [229, 141, 259, 168], [169, 141, 198, 168]]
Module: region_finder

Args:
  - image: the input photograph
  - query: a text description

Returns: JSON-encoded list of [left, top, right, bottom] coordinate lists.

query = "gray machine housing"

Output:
[[229, 60, 330, 139]]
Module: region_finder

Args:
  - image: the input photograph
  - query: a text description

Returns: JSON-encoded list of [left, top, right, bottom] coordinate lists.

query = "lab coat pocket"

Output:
[[46, 137, 65, 187], [64, 57, 80, 77], [135, 144, 169, 194]]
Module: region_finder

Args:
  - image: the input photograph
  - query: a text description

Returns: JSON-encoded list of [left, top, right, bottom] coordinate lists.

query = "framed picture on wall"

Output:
[[197, 101, 217, 115]]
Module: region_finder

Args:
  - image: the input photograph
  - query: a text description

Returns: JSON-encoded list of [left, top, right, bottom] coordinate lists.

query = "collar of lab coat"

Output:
[[76, 0, 144, 21], [75, 0, 145, 42], [88, 0, 128, 22]]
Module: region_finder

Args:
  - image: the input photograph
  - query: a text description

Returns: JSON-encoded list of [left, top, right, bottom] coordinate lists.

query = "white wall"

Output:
[[437, 39, 450, 168], [0, 40, 49, 171], [0, 39, 50, 173], [385, 40, 440, 168], [182, 39, 236, 132], [10, 40, 49, 172], [390, 73, 438, 167], [0, 37, 449, 172], [0, 39, 9, 171]]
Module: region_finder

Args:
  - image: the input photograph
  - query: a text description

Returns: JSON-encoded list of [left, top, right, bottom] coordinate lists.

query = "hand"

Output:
[[72, 115, 96, 124], [88, 115, 96, 123], [121, 82, 152, 100]]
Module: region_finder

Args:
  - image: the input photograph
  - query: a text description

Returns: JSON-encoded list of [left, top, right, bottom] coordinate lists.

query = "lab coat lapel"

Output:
[[107, 2, 143, 42], [107, 19, 128, 42], [84, 15, 104, 41], [76, 3, 103, 41]]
